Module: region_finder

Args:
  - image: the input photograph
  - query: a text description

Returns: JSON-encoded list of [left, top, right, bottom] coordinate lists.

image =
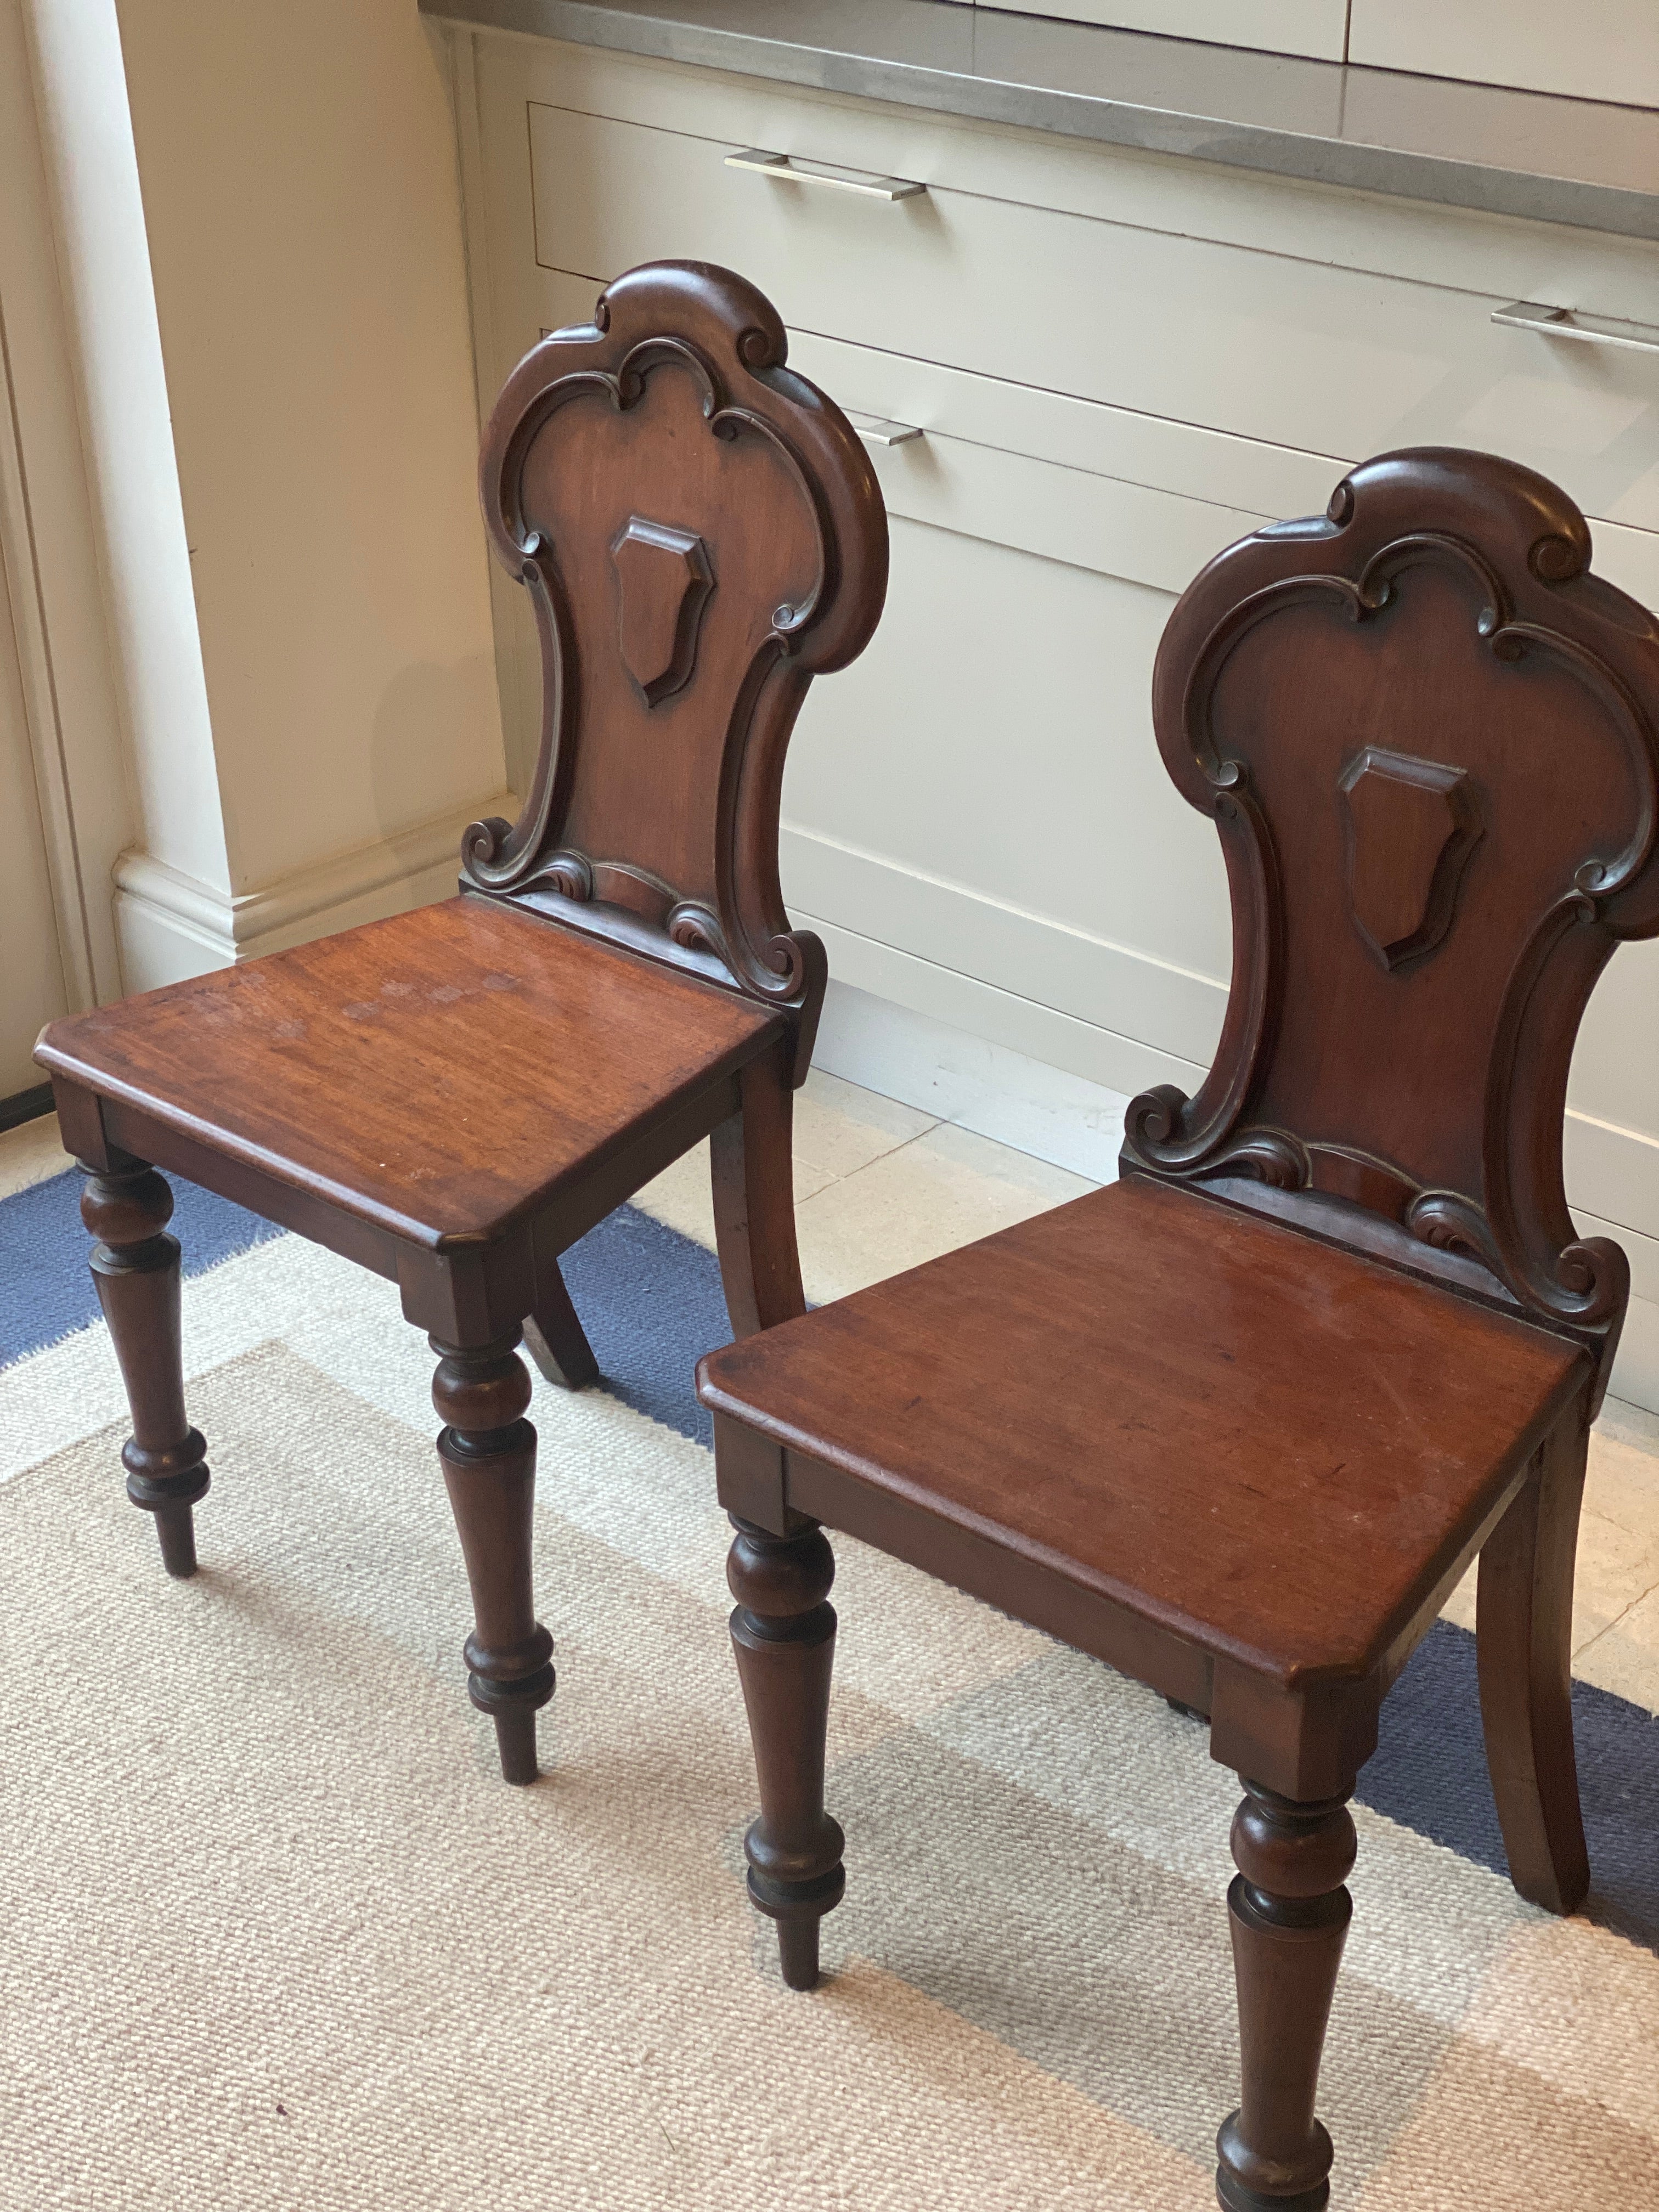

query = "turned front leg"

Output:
[[431, 1332, 555, 1785], [727, 1516, 844, 1989], [81, 1157, 210, 1578], [1216, 1781, 1356, 2212]]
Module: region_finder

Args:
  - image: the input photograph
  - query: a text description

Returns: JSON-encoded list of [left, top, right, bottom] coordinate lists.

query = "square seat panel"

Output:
[[37, 896, 781, 1248], [698, 1176, 1589, 1688]]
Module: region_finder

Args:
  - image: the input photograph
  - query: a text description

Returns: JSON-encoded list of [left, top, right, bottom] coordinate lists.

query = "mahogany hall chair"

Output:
[[35, 262, 886, 1787], [696, 449, 1659, 2210]]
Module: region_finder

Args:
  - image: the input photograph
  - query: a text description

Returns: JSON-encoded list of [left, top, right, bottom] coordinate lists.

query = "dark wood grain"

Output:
[[39, 898, 780, 1248], [1126, 449, 1659, 1403], [697, 450, 1659, 2207], [712, 1042, 807, 1337], [702, 1176, 1587, 1690], [34, 262, 887, 1787], [523, 1257, 601, 1391]]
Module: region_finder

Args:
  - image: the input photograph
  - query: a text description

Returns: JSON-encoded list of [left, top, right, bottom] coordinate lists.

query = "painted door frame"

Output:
[[0, 0, 134, 1023]]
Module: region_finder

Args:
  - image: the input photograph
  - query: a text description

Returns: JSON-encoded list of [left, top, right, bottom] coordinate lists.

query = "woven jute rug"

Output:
[[2, 1173, 1656, 2209]]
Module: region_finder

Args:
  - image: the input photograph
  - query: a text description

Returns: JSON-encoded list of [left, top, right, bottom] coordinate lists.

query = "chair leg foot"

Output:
[[152, 1499, 199, 1579], [1215, 1781, 1356, 2212], [81, 1158, 211, 1579], [775, 1911, 825, 1993], [1216, 2177, 1332, 2212], [1476, 1421, 1590, 1915], [490, 1706, 540, 1787], [727, 1516, 844, 1988], [432, 1332, 555, 1785], [711, 1047, 805, 1339]]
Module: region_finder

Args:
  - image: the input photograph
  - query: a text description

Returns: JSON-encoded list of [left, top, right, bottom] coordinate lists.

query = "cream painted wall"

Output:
[[106, 0, 509, 979], [21, 0, 223, 938]]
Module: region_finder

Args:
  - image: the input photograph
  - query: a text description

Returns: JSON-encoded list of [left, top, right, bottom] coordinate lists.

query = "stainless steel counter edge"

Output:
[[421, 0, 1659, 242]]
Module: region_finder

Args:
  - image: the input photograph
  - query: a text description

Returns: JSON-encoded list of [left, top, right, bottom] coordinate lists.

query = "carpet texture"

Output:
[[2, 1175, 1656, 2209]]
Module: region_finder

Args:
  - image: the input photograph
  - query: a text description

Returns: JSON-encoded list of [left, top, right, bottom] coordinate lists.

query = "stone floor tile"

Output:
[[1574, 1580, 1659, 1714], [0, 1114, 71, 1200], [792, 1067, 938, 1180], [792, 1118, 1094, 1302]]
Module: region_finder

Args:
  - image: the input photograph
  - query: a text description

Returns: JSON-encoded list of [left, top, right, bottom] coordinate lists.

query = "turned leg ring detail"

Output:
[[82, 1159, 210, 1579], [1216, 1781, 1356, 2212], [432, 1334, 554, 1785], [727, 1516, 844, 1989]]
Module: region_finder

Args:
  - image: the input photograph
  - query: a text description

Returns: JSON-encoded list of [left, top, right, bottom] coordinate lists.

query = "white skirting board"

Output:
[[111, 793, 517, 991], [812, 977, 1135, 1187], [813, 975, 1659, 1419]]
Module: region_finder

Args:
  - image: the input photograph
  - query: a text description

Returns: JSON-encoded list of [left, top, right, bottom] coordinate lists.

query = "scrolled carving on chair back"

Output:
[[1124, 447, 1659, 1371], [463, 261, 888, 1073]]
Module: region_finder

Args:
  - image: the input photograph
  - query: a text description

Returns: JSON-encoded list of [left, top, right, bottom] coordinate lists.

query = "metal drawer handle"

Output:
[[1492, 300, 1659, 356], [846, 412, 924, 448], [725, 148, 926, 201]]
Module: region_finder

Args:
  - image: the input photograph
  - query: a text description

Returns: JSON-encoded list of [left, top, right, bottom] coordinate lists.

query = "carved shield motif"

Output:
[[1338, 745, 1483, 972], [610, 515, 715, 708]]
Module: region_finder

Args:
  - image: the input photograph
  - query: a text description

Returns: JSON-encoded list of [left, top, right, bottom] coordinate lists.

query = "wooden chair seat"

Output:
[[41, 894, 781, 1249], [700, 1176, 1587, 1704]]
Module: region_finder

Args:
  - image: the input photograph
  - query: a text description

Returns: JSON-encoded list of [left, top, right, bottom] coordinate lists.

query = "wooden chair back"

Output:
[[1125, 448, 1659, 1392], [462, 261, 888, 1074]]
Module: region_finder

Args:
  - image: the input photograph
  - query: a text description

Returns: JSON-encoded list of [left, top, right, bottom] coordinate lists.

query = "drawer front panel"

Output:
[[529, 100, 1659, 534], [534, 265, 1659, 647], [503, 40, 1659, 315], [534, 262, 1287, 595]]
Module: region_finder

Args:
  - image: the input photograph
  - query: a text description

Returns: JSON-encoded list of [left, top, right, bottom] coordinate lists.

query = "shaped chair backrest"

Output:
[[463, 261, 888, 1074], [1125, 448, 1659, 1393]]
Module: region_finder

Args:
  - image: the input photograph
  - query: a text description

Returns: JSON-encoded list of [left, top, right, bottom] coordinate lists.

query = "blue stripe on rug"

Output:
[[1, 1167, 284, 1368], [5, 1162, 1656, 1951], [1361, 1618, 1659, 1952], [560, 1199, 733, 1449]]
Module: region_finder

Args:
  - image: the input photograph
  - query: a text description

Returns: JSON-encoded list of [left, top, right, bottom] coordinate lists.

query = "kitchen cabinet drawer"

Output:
[[509, 41, 1658, 314], [528, 99, 1659, 534], [533, 262, 1291, 595], [535, 261, 1659, 650]]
